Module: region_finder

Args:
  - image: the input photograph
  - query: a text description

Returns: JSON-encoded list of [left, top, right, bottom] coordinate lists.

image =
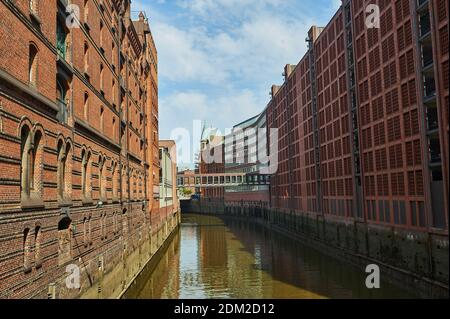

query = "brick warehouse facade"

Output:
[[0, 0, 178, 299], [263, 0, 449, 289]]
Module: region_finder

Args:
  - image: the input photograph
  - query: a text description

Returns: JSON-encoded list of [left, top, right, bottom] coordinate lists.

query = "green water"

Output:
[[125, 214, 417, 299]]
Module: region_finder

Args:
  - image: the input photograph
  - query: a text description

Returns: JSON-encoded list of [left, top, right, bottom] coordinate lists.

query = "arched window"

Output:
[[101, 213, 107, 240], [32, 130, 43, 194], [138, 173, 142, 200], [83, 0, 89, 23], [88, 216, 92, 244], [100, 106, 104, 132], [121, 165, 127, 199], [100, 20, 104, 48], [112, 41, 115, 68], [130, 170, 135, 201], [28, 43, 38, 85], [56, 139, 71, 202], [57, 217, 72, 265], [57, 139, 66, 201], [21, 125, 43, 203], [99, 155, 106, 200], [29, 0, 38, 14], [84, 92, 89, 121], [100, 63, 104, 92], [113, 213, 117, 235], [111, 161, 118, 200], [83, 217, 88, 246], [112, 117, 116, 141], [21, 125, 32, 199], [56, 16, 68, 59], [23, 228, 32, 272], [34, 225, 42, 268], [81, 149, 92, 200], [83, 42, 89, 75], [56, 78, 68, 123], [112, 79, 116, 106]]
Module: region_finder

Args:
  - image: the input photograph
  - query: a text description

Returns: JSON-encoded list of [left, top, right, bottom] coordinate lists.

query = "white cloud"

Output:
[[151, 23, 228, 84], [177, 0, 286, 16], [132, 0, 340, 149], [160, 89, 263, 132]]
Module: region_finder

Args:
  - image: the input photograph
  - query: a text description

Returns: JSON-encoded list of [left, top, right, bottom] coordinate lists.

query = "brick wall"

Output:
[[0, 0, 168, 299]]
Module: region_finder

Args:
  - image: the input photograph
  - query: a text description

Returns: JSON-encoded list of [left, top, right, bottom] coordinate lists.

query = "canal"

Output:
[[124, 214, 417, 299]]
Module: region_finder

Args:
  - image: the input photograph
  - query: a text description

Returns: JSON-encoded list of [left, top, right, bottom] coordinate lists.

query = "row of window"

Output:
[[23, 210, 127, 273], [19, 121, 145, 205]]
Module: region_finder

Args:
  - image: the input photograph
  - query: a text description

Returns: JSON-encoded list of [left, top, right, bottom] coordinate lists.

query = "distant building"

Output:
[[224, 111, 270, 204], [199, 127, 225, 200], [159, 140, 179, 228], [177, 169, 196, 198]]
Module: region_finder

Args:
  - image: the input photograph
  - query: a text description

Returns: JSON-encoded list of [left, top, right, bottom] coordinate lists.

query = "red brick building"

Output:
[[199, 128, 225, 200], [262, 0, 449, 286], [0, 0, 171, 299], [268, 0, 448, 232]]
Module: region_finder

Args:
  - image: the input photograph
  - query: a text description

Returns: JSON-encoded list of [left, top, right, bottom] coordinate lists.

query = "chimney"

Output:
[[271, 85, 281, 98], [284, 64, 296, 81], [306, 25, 324, 45]]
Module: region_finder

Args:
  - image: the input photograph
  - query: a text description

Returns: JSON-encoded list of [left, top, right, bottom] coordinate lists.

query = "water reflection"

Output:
[[125, 214, 417, 299]]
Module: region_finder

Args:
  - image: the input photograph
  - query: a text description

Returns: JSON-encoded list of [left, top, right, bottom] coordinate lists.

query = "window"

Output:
[[130, 170, 135, 201], [56, 17, 68, 59], [84, 92, 89, 121], [113, 213, 118, 235], [112, 117, 116, 141], [112, 161, 118, 200], [29, 43, 38, 86], [100, 63, 104, 93], [29, 0, 37, 14], [99, 155, 106, 200], [100, 213, 106, 240], [56, 78, 68, 123], [21, 125, 43, 203], [100, 20, 104, 48], [88, 216, 92, 244], [112, 41, 115, 68], [34, 226, 42, 268], [83, 42, 89, 75], [23, 228, 32, 272], [81, 149, 92, 200], [57, 140, 71, 202], [57, 140, 66, 201], [83, 0, 89, 23], [100, 106, 104, 132], [57, 217, 72, 266], [112, 79, 116, 105], [83, 217, 88, 246]]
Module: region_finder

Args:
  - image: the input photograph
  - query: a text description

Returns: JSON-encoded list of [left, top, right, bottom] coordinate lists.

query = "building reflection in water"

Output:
[[127, 214, 417, 299]]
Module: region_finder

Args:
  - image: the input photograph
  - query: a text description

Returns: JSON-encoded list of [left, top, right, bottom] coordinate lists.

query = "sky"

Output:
[[132, 0, 341, 166]]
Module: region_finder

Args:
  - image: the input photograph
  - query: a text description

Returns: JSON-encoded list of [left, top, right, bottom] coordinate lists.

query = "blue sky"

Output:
[[132, 0, 341, 165]]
